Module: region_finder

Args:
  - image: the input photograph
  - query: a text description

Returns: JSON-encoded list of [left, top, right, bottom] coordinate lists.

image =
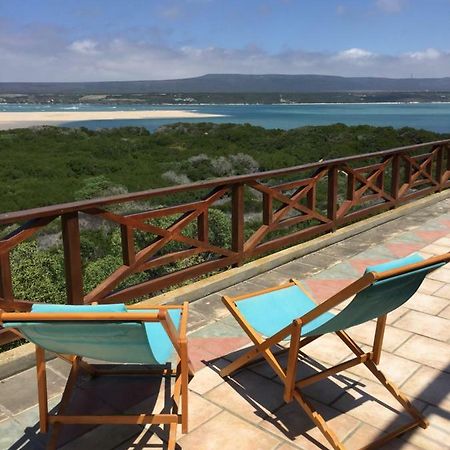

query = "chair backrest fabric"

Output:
[[304, 254, 445, 337], [3, 303, 180, 365]]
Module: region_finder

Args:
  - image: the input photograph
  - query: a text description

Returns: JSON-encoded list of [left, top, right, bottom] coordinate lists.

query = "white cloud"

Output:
[[406, 48, 441, 61], [69, 39, 99, 55], [335, 48, 375, 60], [0, 25, 449, 81], [375, 0, 408, 13]]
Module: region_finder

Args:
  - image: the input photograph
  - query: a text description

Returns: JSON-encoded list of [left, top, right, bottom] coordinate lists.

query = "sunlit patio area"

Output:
[[0, 195, 449, 450]]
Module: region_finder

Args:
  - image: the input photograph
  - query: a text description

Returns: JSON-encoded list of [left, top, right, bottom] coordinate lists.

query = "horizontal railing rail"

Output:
[[1, 139, 450, 345]]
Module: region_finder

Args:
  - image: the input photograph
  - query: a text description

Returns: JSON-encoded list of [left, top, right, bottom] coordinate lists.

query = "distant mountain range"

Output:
[[2, 74, 450, 94]]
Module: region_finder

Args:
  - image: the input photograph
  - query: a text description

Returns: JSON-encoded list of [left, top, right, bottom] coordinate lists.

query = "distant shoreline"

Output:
[[0, 109, 224, 130]]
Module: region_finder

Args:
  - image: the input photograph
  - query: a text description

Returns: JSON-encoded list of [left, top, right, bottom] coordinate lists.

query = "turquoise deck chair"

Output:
[[0, 302, 192, 450], [220, 253, 450, 450]]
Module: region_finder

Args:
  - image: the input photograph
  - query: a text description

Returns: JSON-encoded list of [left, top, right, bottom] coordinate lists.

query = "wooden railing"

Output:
[[1, 139, 450, 344]]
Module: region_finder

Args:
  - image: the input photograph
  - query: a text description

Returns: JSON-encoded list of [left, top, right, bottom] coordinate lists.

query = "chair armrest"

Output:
[[0, 311, 160, 323]]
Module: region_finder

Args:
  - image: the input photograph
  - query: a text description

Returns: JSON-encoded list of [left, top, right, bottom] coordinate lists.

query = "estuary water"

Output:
[[2, 102, 450, 133]]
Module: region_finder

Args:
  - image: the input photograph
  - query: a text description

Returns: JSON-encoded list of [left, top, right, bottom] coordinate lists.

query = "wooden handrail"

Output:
[[0, 312, 160, 322]]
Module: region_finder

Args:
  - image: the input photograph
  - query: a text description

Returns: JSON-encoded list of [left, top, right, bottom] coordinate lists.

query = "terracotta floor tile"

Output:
[[422, 404, 449, 434], [386, 242, 425, 258], [274, 443, 297, 450], [346, 351, 420, 387], [396, 404, 450, 450], [434, 283, 450, 300], [304, 279, 354, 303], [346, 322, 411, 352], [190, 336, 251, 359], [434, 237, 450, 246], [292, 358, 360, 406], [188, 344, 218, 371], [300, 333, 353, 366], [184, 391, 223, 432], [427, 267, 450, 283], [394, 310, 450, 341], [418, 278, 444, 295], [178, 411, 281, 450], [420, 244, 450, 255], [188, 361, 227, 395], [394, 335, 450, 372], [438, 304, 450, 319], [418, 250, 436, 259], [404, 292, 449, 315], [386, 307, 409, 325], [260, 398, 360, 450], [343, 423, 420, 450], [205, 370, 285, 423], [331, 377, 419, 430], [401, 366, 450, 408]]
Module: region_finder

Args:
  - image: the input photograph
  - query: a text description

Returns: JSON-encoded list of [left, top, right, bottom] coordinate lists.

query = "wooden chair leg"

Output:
[[180, 341, 189, 434], [372, 314, 387, 365], [284, 319, 302, 403], [36, 346, 48, 433], [167, 421, 178, 450], [47, 357, 81, 450]]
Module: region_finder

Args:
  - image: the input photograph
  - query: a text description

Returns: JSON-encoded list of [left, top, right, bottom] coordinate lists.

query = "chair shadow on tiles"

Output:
[[213, 340, 418, 449], [7, 369, 184, 450], [366, 362, 450, 449]]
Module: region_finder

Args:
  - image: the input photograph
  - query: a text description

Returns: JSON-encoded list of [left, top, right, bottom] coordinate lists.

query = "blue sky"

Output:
[[1, 0, 449, 81]]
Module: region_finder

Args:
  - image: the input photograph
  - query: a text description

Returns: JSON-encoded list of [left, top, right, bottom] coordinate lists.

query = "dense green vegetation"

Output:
[[0, 123, 448, 328], [1, 123, 445, 212]]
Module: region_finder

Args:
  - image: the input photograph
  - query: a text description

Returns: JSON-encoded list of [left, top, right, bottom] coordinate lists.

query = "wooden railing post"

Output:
[[0, 252, 13, 302], [435, 144, 444, 191], [391, 153, 401, 204], [327, 166, 338, 230], [197, 211, 209, 243], [262, 193, 272, 225], [447, 143, 450, 173], [120, 224, 135, 266], [61, 212, 84, 304], [232, 184, 245, 263]]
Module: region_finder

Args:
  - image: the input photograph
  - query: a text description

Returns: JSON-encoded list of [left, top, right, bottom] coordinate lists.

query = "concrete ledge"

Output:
[[0, 342, 55, 380], [137, 190, 450, 307]]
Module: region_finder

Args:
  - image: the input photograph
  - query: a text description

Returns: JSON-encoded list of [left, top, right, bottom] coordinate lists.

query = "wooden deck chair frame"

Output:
[[220, 253, 450, 450], [0, 302, 194, 450]]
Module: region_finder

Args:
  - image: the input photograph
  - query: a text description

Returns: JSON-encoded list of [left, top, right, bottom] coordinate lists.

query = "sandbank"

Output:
[[0, 110, 225, 130]]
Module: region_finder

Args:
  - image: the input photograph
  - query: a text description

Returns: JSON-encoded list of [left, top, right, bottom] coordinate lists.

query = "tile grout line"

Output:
[[390, 310, 450, 343], [389, 329, 416, 354]]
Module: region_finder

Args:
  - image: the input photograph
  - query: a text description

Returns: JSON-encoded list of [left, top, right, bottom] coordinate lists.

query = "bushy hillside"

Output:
[[0, 122, 444, 212]]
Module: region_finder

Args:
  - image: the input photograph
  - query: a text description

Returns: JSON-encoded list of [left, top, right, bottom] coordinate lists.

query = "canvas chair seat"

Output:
[[236, 285, 335, 337], [4, 303, 181, 365]]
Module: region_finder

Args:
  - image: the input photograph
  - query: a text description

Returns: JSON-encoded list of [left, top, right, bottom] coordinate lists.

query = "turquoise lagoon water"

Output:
[[2, 102, 450, 133]]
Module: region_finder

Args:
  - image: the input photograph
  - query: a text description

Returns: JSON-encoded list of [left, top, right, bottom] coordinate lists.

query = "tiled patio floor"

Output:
[[1, 197, 449, 449]]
